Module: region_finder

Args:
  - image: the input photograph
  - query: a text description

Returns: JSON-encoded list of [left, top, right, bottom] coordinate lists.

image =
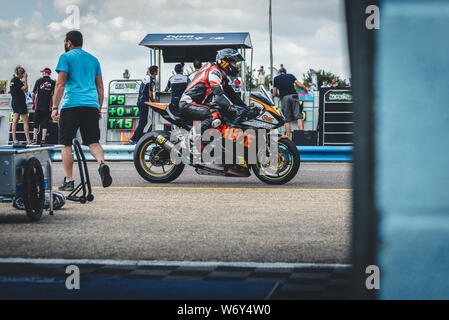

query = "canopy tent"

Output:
[[139, 32, 252, 62], [138, 32, 254, 95]]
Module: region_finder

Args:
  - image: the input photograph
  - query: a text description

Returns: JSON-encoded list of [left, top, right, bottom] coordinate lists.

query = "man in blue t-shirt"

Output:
[[52, 30, 112, 191], [273, 67, 309, 139]]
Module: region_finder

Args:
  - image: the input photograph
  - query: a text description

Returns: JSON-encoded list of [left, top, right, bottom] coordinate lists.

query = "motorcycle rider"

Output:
[[179, 48, 253, 134]]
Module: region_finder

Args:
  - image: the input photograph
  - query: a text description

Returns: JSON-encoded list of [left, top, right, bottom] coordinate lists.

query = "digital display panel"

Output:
[[108, 80, 142, 133], [108, 106, 139, 118], [108, 118, 134, 130], [109, 95, 126, 106]]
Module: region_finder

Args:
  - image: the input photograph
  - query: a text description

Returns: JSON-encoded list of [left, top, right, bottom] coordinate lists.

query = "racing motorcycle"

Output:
[[133, 86, 300, 185]]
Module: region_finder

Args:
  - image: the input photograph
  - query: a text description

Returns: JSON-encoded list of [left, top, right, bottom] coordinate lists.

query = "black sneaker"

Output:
[[98, 163, 112, 188], [59, 178, 74, 191]]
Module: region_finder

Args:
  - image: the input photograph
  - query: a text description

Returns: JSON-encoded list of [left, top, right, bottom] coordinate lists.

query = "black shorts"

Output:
[[281, 94, 303, 122], [12, 101, 28, 115], [59, 107, 100, 146], [33, 110, 51, 129]]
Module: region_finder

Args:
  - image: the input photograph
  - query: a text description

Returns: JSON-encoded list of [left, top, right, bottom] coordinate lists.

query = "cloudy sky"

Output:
[[0, 0, 350, 92]]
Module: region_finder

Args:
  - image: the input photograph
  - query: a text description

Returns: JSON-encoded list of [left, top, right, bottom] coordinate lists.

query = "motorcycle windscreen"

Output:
[[258, 86, 275, 106]]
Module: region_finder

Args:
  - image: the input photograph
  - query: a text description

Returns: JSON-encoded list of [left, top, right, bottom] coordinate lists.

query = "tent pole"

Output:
[[269, 0, 274, 95], [250, 48, 254, 98], [158, 49, 162, 93], [242, 48, 247, 102]]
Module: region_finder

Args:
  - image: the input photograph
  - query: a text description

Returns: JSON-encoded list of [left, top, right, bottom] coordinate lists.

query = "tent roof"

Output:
[[139, 32, 252, 49]]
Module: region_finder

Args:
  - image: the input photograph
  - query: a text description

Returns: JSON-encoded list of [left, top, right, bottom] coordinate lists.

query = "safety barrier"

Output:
[[51, 145, 353, 162], [297, 146, 353, 162], [51, 145, 135, 161]]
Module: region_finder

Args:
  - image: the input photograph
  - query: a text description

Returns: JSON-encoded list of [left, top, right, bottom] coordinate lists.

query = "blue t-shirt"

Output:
[[56, 48, 102, 109], [273, 73, 298, 99]]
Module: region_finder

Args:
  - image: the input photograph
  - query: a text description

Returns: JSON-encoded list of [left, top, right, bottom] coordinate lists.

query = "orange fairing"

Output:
[[145, 102, 167, 111], [265, 105, 281, 116], [249, 97, 281, 116]]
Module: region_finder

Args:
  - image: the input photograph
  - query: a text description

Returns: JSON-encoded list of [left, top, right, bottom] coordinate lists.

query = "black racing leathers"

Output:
[[179, 63, 246, 130]]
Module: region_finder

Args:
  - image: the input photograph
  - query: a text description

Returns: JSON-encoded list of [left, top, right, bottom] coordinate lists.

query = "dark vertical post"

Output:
[[345, 0, 378, 299]]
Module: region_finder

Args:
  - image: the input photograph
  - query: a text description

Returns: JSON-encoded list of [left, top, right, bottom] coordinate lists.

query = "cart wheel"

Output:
[[23, 157, 45, 222], [79, 196, 87, 204], [87, 194, 94, 202]]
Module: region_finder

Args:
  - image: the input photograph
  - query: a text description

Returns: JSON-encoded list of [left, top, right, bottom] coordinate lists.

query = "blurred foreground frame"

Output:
[[345, 0, 378, 300], [347, 0, 449, 300]]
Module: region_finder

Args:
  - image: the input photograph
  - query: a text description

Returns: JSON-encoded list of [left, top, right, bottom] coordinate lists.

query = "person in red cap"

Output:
[[31, 68, 56, 144]]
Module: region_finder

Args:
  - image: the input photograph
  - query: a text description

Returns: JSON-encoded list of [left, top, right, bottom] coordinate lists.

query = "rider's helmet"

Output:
[[216, 48, 245, 77]]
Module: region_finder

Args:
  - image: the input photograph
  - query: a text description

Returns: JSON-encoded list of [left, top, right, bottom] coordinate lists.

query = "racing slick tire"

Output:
[[133, 132, 185, 183]]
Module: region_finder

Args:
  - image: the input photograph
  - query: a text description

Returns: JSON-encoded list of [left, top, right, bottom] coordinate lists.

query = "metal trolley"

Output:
[[0, 145, 61, 221]]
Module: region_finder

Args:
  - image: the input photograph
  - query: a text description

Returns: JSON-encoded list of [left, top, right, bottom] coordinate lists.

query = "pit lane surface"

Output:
[[0, 162, 351, 263]]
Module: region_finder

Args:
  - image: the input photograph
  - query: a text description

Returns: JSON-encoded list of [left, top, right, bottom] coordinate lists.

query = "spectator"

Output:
[[188, 59, 202, 82], [31, 68, 55, 145], [10, 66, 31, 144], [258, 66, 265, 86], [52, 30, 112, 191], [331, 78, 339, 88], [273, 67, 308, 138], [123, 69, 130, 80], [127, 65, 158, 145], [0, 80, 7, 94], [165, 63, 188, 113], [321, 80, 330, 88]]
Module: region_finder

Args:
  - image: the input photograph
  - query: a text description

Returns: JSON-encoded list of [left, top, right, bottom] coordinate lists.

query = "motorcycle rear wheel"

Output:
[[133, 134, 185, 183]]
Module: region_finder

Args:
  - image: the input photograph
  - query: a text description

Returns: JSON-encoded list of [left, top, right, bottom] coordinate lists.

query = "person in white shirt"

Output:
[[257, 66, 265, 86], [321, 81, 330, 88]]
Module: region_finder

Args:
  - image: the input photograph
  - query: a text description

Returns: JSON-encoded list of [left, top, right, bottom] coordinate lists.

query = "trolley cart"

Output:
[[67, 139, 94, 204], [0, 145, 62, 221]]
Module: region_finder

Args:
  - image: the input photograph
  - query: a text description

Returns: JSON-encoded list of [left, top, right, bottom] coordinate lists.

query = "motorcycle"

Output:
[[133, 86, 300, 185]]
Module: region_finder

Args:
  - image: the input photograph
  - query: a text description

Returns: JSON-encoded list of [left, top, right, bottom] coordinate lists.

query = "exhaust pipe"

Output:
[[156, 135, 176, 151], [156, 135, 183, 159], [156, 135, 172, 149]]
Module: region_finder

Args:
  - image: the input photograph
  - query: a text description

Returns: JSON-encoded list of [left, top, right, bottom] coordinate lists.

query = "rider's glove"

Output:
[[246, 107, 260, 119], [227, 105, 245, 118]]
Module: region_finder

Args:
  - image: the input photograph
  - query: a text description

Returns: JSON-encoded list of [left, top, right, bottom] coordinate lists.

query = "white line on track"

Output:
[[0, 257, 351, 269]]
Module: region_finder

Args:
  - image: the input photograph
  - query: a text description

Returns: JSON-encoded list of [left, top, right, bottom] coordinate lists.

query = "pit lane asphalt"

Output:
[[0, 162, 352, 263]]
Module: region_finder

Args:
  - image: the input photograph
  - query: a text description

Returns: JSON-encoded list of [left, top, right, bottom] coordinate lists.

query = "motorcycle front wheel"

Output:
[[251, 137, 300, 185], [133, 133, 185, 183]]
